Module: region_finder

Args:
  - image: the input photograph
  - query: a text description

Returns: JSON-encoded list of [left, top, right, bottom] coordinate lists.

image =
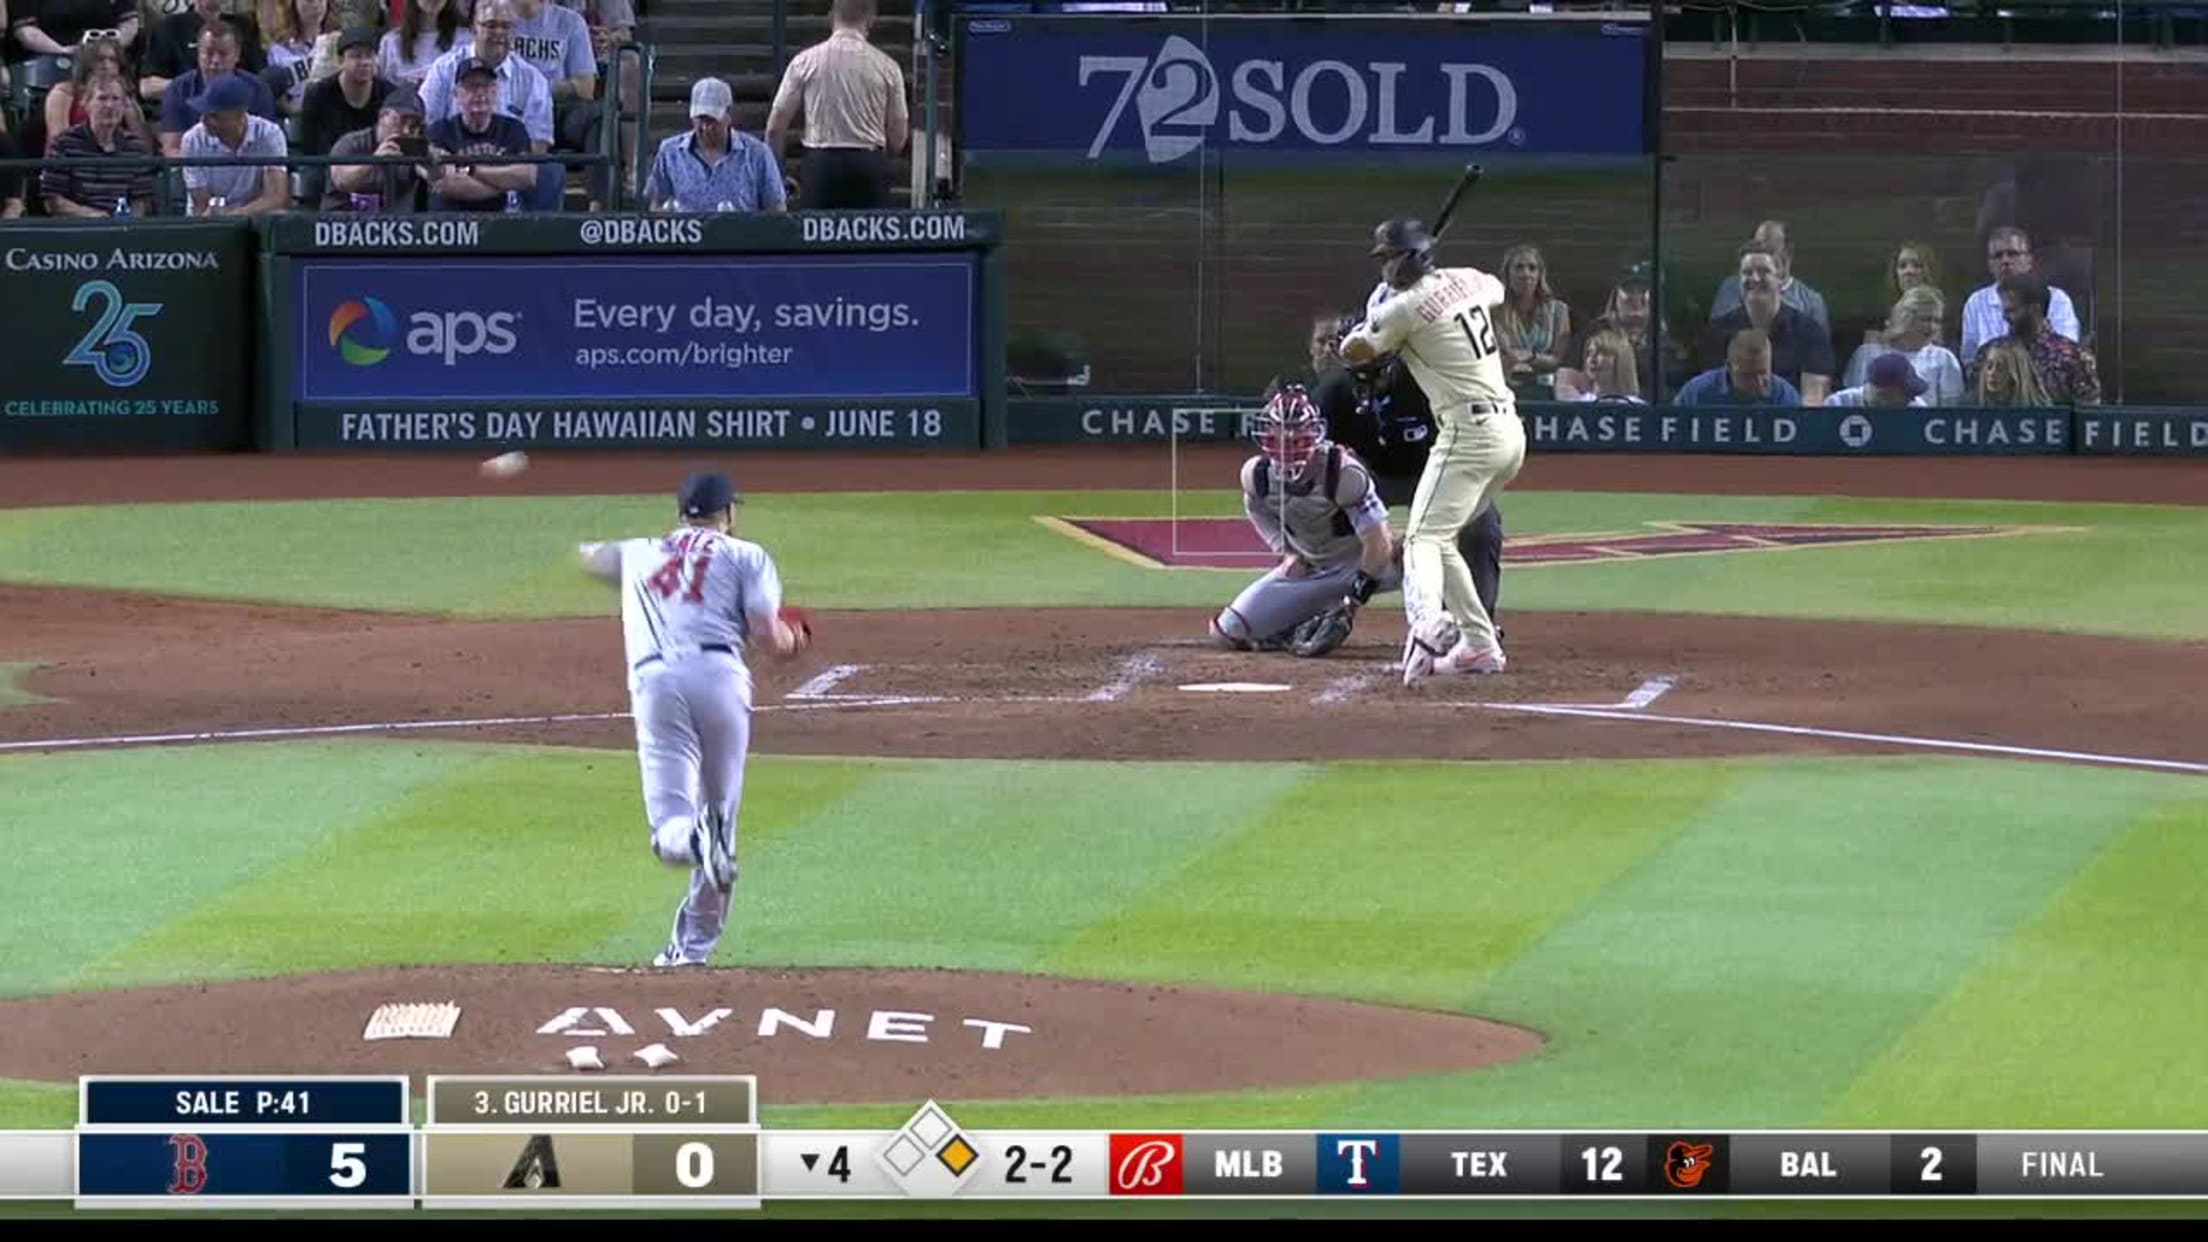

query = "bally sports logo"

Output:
[[328, 296, 520, 367], [1109, 1134, 1183, 1195]]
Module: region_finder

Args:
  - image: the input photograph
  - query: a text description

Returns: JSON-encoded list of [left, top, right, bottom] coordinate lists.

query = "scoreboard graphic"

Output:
[[8, 1074, 2208, 1206]]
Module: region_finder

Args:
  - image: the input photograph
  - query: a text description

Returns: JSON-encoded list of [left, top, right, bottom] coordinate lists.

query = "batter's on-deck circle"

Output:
[[577, 470, 811, 967]]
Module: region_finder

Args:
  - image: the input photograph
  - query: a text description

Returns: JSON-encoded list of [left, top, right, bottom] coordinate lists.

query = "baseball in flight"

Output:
[[480, 451, 530, 479]]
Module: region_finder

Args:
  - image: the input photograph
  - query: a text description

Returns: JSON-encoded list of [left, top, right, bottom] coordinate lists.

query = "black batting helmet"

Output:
[[1370, 217, 1436, 284]]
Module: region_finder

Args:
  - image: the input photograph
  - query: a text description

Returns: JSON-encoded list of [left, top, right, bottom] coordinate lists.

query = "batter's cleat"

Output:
[[702, 807, 737, 895], [1399, 617, 1460, 687], [1438, 639, 1507, 675]]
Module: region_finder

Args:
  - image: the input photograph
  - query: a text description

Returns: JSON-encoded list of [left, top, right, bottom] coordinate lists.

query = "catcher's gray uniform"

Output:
[[1213, 444, 1399, 647]]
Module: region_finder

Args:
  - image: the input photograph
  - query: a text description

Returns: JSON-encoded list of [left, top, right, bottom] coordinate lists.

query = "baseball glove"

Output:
[[1289, 601, 1358, 658], [778, 605, 814, 642]]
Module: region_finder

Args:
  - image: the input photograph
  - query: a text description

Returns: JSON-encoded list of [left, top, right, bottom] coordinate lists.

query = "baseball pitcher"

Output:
[[1341, 217, 1527, 686], [1209, 383, 1399, 655], [577, 471, 811, 968]]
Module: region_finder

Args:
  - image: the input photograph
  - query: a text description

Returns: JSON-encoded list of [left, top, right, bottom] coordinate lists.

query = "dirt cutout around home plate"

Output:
[[0, 965, 1545, 1103]]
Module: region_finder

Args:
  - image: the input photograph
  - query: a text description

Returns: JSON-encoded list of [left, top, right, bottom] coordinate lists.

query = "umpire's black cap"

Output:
[[1370, 217, 1436, 257], [678, 471, 741, 516]]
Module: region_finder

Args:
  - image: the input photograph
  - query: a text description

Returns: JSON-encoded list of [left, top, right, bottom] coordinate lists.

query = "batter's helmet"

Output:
[[1370, 217, 1437, 285], [1254, 381, 1326, 484]]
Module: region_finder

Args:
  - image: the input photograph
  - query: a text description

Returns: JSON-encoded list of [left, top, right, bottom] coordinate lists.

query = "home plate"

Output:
[[1178, 682, 1294, 693]]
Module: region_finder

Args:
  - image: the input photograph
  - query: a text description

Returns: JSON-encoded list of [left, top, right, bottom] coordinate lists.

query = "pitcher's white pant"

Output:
[[631, 652, 753, 963]]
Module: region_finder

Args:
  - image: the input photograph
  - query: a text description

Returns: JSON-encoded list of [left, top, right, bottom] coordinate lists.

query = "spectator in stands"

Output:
[[766, 0, 908, 209], [1889, 239, 1941, 304], [9, 0, 139, 67], [423, 53, 532, 210], [647, 77, 784, 215], [322, 84, 427, 211], [293, 27, 388, 200], [1825, 352, 1930, 409], [507, 0, 594, 202], [1700, 242, 1832, 403], [1968, 271, 2099, 406], [378, 0, 466, 87], [1957, 226, 2081, 363], [1493, 243, 1570, 396], [40, 74, 157, 215], [418, 0, 556, 207], [1840, 286, 1962, 406], [43, 33, 154, 152], [179, 70, 290, 212], [1675, 328, 1802, 407], [144, 0, 266, 104], [1708, 220, 1830, 333], [258, 0, 339, 111], [0, 119, 24, 217], [158, 20, 279, 155], [559, 0, 632, 190], [1972, 338, 2050, 408], [1553, 328, 1644, 404], [1559, 261, 1688, 402]]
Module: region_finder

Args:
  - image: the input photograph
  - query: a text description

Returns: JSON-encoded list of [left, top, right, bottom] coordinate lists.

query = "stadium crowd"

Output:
[[0, 0, 908, 216], [1512, 222, 2100, 410]]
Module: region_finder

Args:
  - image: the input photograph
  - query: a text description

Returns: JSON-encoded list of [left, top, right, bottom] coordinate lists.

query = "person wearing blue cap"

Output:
[[576, 470, 814, 969], [180, 70, 293, 215]]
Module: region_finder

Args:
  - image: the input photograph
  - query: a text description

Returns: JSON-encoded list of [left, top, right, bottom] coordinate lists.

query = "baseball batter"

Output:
[[1341, 217, 1527, 685], [577, 471, 810, 968], [1209, 383, 1397, 652]]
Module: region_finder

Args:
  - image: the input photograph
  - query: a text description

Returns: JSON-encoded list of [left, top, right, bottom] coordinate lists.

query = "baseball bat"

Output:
[[1430, 163, 1483, 241]]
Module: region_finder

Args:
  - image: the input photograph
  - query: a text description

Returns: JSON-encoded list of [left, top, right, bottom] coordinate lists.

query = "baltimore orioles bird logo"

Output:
[[1663, 1140, 1716, 1190]]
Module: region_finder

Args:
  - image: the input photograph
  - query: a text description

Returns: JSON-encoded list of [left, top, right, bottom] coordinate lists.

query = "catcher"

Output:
[[1208, 382, 1401, 656]]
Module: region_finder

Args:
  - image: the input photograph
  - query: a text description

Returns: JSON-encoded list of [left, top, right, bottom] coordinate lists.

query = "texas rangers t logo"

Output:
[[1318, 1133, 1400, 1193], [167, 1134, 209, 1194]]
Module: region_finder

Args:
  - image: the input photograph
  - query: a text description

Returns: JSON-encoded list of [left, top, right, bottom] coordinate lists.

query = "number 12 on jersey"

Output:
[[1456, 305, 1498, 360]]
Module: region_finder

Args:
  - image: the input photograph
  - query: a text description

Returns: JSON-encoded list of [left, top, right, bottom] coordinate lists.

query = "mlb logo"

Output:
[[1317, 1134, 1399, 1194], [1108, 1134, 1183, 1196]]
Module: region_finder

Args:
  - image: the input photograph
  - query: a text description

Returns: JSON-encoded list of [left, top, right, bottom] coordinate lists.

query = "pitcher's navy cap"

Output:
[[678, 471, 739, 516]]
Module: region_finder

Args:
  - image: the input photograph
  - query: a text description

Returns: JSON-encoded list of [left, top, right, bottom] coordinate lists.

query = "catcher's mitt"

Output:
[[1288, 601, 1358, 658]]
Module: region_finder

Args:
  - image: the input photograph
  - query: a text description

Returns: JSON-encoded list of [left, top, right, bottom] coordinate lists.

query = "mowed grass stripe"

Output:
[[85, 751, 879, 983], [723, 761, 1309, 972], [1042, 760, 1739, 1009], [1829, 789, 2208, 1127], [0, 742, 482, 998], [1338, 758, 2177, 1129]]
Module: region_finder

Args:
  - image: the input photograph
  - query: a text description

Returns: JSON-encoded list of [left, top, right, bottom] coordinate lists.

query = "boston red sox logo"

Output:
[[167, 1134, 209, 1195]]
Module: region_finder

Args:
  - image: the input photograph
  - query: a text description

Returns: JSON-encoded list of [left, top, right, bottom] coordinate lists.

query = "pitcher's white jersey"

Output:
[[1351, 266, 1513, 411], [579, 527, 784, 680]]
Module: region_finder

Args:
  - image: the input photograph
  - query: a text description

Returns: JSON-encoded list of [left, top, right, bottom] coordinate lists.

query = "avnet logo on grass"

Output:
[[325, 296, 519, 368]]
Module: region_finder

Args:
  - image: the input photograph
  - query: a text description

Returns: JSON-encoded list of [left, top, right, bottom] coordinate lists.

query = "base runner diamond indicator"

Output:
[[876, 1100, 984, 1198]]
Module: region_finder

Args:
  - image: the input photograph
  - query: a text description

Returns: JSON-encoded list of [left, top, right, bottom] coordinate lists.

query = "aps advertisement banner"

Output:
[[294, 254, 979, 404], [956, 16, 1651, 162]]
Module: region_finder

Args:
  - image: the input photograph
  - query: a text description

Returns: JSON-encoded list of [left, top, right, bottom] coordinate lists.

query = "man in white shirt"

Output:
[[180, 72, 291, 215], [1824, 352, 1931, 408], [1959, 227, 2080, 362], [418, 0, 563, 208]]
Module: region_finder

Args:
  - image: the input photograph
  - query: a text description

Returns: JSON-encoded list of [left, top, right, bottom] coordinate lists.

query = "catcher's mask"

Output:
[[1370, 217, 1437, 289], [1255, 383, 1325, 483]]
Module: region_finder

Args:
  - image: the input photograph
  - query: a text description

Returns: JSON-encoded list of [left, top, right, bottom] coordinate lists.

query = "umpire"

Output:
[[1306, 311, 1507, 635]]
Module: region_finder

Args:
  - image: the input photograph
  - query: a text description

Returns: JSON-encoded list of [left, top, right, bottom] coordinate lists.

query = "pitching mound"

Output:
[[0, 966, 1543, 1104]]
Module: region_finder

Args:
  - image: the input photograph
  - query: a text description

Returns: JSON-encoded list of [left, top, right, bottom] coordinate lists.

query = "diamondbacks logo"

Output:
[[1109, 1134, 1183, 1195], [329, 297, 398, 366], [503, 1134, 562, 1189]]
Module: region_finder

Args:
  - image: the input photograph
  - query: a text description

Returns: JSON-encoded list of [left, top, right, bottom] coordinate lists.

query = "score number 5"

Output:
[[330, 1142, 367, 1189]]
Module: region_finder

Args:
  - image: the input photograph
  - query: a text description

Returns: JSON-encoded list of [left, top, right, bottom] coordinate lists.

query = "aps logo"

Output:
[[328, 295, 519, 367]]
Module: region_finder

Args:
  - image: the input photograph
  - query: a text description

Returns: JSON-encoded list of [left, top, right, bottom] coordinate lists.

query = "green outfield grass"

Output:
[[2, 742, 2204, 1144], [1, 490, 2202, 639]]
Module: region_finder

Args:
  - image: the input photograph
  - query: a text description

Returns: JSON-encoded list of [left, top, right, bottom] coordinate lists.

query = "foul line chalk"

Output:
[[788, 664, 867, 700], [1483, 703, 2208, 776], [1085, 651, 1164, 702]]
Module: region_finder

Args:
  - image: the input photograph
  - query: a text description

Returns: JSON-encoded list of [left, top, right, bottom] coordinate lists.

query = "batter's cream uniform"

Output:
[[580, 525, 784, 964], [1344, 265, 1526, 655]]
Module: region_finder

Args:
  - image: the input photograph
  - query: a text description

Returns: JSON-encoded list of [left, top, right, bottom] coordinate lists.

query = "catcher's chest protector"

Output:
[[1255, 448, 1358, 546]]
